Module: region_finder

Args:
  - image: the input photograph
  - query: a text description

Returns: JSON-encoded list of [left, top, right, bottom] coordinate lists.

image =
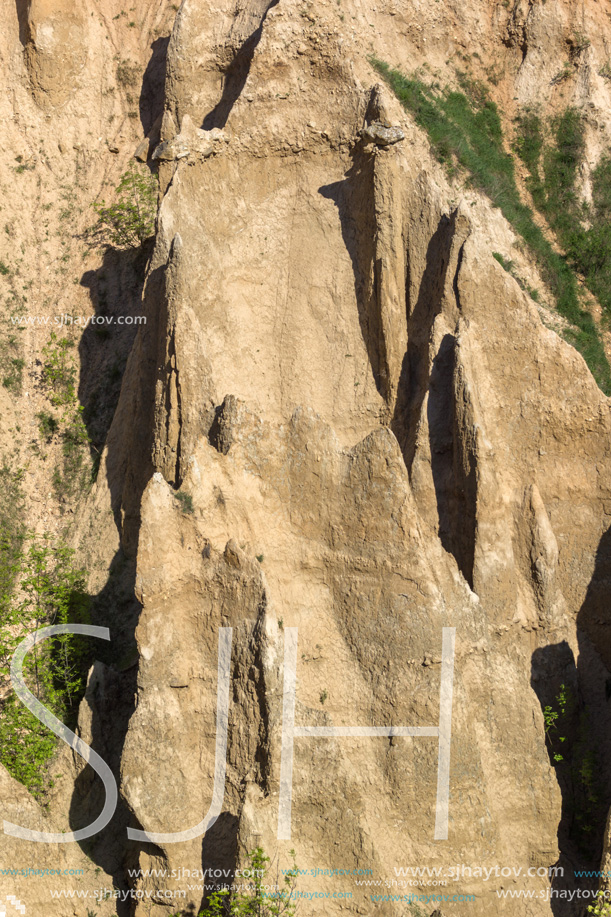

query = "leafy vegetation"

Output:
[[516, 108, 611, 340], [37, 411, 59, 442], [91, 164, 157, 250], [543, 682, 569, 763], [543, 682, 603, 856], [0, 535, 90, 797], [0, 464, 26, 617], [175, 491, 194, 515], [600, 61, 611, 82], [40, 332, 93, 500], [197, 846, 299, 917], [588, 890, 611, 915], [116, 60, 139, 87], [0, 257, 28, 395], [372, 60, 611, 393], [42, 333, 77, 406]]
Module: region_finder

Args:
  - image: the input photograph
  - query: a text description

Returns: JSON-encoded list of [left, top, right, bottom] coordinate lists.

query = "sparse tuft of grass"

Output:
[[175, 491, 194, 514], [2, 357, 25, 394], [116, 60, 139, 87], [37, 411, 59, 442]]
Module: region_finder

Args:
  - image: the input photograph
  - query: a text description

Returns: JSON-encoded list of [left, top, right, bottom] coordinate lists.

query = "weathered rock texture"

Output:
[[4, 2, 611, 917], [21, 0, 87, 107]]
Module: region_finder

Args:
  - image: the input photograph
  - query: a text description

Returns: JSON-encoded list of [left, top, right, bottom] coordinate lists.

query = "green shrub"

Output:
[[198, 846, 298, 917], [0, 536, 90, 797], [116, 60, 139, 87], [0, 465, 25, 620], [543, 682, 603, 856], [175, 491, 194, 515], [40, 334, 92, 500], [37, 411, 59, 442], [588, 890, 611, 915], [42, 333, 77, 406], [91, 163, 157, 249], [599, 61, 611, 81], [513, 109, 545, 208]]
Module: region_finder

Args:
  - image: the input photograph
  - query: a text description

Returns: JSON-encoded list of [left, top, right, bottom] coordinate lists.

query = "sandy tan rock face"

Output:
[[5, 0, 611, 915], [108, 4, 611, 915]]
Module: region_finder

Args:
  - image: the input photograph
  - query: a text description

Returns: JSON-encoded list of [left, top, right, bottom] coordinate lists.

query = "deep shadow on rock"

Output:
[[69, 241, 163, 908], [78, 243, 150, 460], [14, 0, 29, 47], [319, 151, 382, 398], [531, 526, 611, 915], [140, 36, 169, 137], [202, 0, 280, 131]]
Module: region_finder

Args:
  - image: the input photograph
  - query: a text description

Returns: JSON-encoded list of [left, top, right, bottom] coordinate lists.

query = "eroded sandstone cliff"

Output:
[[3, 2, 611, 917]]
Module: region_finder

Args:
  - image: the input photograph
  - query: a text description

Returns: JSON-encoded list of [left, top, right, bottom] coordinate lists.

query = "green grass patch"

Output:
[[0, 530, 90, 798], [2, 357, 25, 394], [515, 110, 611, 335], [40, 333, 93, 502], [0, 464, 25, 618], [372, 59, 611, 394], [175, 491, 194, 515]]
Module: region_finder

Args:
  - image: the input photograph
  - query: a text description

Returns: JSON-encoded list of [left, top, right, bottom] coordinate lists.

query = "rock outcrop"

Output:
[[21, 0, 87, 107], [3, 1, 611, 916]]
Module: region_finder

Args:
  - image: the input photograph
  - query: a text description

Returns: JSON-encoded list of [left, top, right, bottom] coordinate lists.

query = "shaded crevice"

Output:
[[139, 36, 169, 137], [530, 640, 584, 914], [449, 421, 478, 590], [427, 333, 460, 559], [530, 528, 611, 912], [79, 243, 151, 463], [391, 212, 457, 470], [452, 241, 466, 311], [319, 148, 384, 397], [390, 208, 475, 585], [165, 332, 183, 488], [251, 603, 273, 794], [68, 551, 149, 917], [530, 635, 610, 913], [101, 254, 165, 555], [202, 0, 280, 130], [14, 0, 29, 47]]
